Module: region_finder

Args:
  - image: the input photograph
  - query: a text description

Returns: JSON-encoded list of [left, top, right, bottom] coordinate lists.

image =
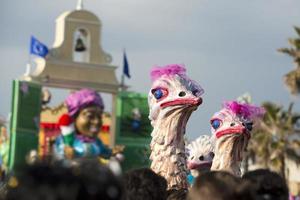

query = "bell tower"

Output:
[[20, 1, 120, 146], [22, 1, 118, 94], [50, 5, 113, 66]]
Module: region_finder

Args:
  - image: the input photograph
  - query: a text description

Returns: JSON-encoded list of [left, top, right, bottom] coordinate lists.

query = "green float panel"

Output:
[[9, 80, 41, 172], [115, 91, 152, 171]]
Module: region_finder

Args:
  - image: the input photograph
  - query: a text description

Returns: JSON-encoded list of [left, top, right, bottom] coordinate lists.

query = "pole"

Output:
[[76, 0, 84, 10], [25, 47, 32, 76], [121, 48, 126, 91], [121, 74, 125, 91]]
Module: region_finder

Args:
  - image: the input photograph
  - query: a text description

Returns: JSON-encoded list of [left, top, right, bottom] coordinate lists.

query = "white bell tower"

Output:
[[21, 3, 120, 146]]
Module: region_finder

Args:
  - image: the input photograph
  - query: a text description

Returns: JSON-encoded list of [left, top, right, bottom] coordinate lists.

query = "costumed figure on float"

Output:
[[210, 100, 265, 176], [53, 89, 122, 167], [148, 64, 204, 190]]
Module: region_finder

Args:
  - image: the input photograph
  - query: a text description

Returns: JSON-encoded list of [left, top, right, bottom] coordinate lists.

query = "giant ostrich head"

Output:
[[210, 101, 265, 176], [148, 64, 204, 190]]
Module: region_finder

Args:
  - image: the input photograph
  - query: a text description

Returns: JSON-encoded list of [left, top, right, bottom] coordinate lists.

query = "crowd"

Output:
[[0, 158, 289, 200]]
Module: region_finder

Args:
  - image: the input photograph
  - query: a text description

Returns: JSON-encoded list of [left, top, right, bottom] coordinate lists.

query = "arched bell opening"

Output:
[[72, 28, 90, 63]]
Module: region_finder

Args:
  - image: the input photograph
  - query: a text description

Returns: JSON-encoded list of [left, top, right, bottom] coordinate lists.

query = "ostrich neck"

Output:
[[211, 134, 248, 177], [150, 107, 193, 190]]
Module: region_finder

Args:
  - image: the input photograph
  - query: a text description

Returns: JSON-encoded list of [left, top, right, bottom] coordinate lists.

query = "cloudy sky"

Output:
[[1, 0, 300, 139]]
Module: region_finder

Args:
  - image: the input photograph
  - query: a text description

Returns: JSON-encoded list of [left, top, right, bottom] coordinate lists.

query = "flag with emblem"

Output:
[[30, 36, 49, 58]]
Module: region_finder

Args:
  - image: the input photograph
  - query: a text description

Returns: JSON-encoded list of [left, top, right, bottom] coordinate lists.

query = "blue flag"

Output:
[[123, 51, 131, 78], [30, 36, 49, 58]]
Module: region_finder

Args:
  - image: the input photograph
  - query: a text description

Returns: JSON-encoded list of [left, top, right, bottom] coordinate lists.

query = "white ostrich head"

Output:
[[148, 64, 204, 126], [148, 64, 204, 190], [210, 101, 265, 140], [210, 101, 265, 169], [186, 135, 214, 177]]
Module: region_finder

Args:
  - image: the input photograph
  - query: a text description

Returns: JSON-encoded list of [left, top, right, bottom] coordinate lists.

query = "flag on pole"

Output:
[[123, 50, 131, 78], [30, 36, 49, 58]]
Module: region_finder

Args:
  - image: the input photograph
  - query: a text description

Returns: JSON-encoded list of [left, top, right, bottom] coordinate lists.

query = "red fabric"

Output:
[[101, 125, 110, 132], [58, 114, 73, 126], [40, 122, 60, 129], [40, 123, 61, 137]]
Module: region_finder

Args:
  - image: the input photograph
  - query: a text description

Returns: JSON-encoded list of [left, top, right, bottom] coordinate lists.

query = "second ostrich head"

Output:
[[210, 101, 265, 176]]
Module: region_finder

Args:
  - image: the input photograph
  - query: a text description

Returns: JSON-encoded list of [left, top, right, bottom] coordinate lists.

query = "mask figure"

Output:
[[210, 101, 265, 176], [54, 89, 111, 160], [148, 64, 204, 190]]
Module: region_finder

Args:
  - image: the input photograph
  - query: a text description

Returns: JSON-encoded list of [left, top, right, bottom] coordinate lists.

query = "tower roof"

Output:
[[56, 9, 100, 24]]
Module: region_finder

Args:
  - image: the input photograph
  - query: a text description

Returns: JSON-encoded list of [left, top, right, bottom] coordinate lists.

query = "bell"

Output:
[[75, 38, 86, 52]]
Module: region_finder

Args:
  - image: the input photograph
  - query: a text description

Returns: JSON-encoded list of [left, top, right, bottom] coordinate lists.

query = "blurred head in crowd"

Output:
[[122, 168, 167, 200], [188, 171, 254, 200], [243, 169, 289, 200], [167, 189, 188, 200], [5, 159, 122, 200]]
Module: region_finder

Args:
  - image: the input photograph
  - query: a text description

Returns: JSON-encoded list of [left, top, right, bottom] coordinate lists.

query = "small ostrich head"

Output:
[[210, 101, 265, 139], [148, 64, 204, 125], [186, 135, 215, 177], [210, 101, 265, 163]]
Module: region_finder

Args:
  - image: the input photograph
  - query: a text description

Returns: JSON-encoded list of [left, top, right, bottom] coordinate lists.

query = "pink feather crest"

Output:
[[223, 101, 265, 120], [150, 64, 186, 81]]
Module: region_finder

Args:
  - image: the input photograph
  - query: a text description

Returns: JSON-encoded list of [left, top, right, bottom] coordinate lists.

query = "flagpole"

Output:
[[121, 74, 125, 91], [25, 38, 32, 76], [121, 48, 125, 91]]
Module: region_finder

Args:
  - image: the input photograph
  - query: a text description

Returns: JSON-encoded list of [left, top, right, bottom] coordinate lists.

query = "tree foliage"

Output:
[[247, 102, 300, 179], [278, 26, 300, 95]]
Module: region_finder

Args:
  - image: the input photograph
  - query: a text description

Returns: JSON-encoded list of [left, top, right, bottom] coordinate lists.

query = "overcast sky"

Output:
[[1, 0, 300, 139]]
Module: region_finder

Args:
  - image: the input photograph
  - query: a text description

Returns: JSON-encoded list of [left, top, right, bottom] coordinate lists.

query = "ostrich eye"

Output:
[[199, 155, 204, 161], [246, 122, 253, 131], [211, 119, 221, 130], [192, 90, 199, 96], [154, 89, 163, 99], [242, 122, 253, 131], [151, 88, 167, 100]]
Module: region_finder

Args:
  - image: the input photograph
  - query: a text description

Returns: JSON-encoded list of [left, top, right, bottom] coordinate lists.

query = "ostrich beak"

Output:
[[160, 97, 202, 108], [215, 125, 249, 139], [187, 161, 212, 170]]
